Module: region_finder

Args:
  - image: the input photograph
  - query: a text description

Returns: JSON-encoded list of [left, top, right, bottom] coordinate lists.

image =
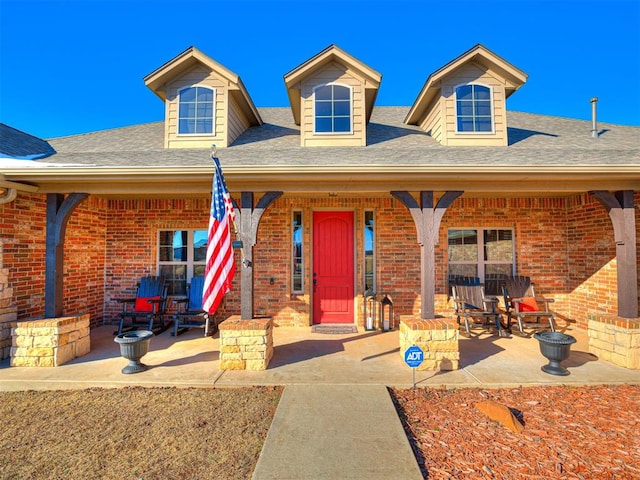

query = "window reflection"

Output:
[[292, 211, 303, 292], [364, 211, 375, 291]]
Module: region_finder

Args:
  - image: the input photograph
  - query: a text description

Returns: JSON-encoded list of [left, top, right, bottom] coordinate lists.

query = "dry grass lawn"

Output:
[[0, 386, 282, 480]]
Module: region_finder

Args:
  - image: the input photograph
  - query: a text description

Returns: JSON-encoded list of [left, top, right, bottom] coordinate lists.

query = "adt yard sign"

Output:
[[404, 346, 424, 368]]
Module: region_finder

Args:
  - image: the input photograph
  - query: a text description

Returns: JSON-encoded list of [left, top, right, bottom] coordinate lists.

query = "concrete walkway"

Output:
[[1, 324, 638, 479], [251, 384, 422, 480]]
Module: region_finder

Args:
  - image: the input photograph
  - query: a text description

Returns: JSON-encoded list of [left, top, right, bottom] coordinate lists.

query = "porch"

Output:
[[1, 323, 638, 392]]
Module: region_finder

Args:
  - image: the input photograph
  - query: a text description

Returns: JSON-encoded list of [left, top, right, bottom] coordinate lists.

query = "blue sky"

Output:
[[1, 0, 639, 139]]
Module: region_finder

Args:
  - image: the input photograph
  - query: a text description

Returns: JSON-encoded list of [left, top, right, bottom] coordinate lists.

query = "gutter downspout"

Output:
[[0, 188, 17, 204]]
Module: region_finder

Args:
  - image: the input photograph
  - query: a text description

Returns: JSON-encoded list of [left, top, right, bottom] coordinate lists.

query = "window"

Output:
[[158, 230, 207, 295], [455, 84, 492, 133], [178, 86, 215, 135], [448, 228, 514, 294], [292, 211, 303, 293], [314, 84, 351, 133], [364, 210, 375, 291]]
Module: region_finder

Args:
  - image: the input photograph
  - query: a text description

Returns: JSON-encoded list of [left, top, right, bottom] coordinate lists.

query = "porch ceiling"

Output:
[[4, 165, 639, 198]]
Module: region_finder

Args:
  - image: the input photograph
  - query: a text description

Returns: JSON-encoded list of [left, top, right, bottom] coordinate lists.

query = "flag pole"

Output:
[[210, 145, 250, 267]]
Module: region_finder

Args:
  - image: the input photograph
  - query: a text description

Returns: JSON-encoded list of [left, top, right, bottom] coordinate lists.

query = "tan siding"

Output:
[[299, 62, 367, 147], [164, 65, 229, 148], [228, 95, 250, 145], [419, 96, 443, 144], [441, 62, 508, 146]]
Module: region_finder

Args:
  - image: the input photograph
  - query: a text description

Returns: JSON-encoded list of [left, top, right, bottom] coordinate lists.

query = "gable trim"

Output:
[[405, 44, 527, 126], [144, 46, 262, 127], [284, 45, 382, 126]]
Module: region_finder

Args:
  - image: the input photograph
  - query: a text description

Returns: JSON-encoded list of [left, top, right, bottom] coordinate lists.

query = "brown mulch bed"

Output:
[[391, 384, 640, 480], [0, 386, 282, 480]]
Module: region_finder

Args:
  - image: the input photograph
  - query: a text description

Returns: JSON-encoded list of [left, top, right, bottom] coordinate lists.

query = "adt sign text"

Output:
[[404, 345, 424, 368]]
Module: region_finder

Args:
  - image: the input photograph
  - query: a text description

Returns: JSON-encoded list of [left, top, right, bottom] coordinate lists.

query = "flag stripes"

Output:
[[202, 155, 235, 315]]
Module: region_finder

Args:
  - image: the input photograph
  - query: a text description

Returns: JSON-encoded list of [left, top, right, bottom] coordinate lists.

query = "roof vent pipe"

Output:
[[590, 97, 599, 138]]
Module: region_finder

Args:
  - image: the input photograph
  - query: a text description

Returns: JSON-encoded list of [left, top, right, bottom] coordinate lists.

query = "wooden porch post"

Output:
[[236, 191, 282, 320], [391, 191, 463, 319], [591, 190, 638, 318], [45, 193, 88, 318]]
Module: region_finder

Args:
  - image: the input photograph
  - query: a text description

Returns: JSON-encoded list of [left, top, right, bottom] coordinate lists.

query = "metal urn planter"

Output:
[[533, 331, 576, 376], [114, 330, 154, 374]]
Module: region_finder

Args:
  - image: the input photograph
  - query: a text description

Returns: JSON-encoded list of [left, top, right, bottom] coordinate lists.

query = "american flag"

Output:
[[202, 155, 236, 315]]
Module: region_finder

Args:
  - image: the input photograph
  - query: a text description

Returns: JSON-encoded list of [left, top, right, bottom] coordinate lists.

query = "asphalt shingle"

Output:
[[43, 107, 639, 168]]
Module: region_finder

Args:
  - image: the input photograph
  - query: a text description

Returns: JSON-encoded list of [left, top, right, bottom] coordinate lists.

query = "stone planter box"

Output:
[[218, 315, 273, 370], [399, 316, 459, 371], [10, 314, 91, 367], [588, 315, 640, 369]]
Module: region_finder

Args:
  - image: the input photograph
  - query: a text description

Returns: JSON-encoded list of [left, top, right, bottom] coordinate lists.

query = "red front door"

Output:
[[312, 211, 354, 324]]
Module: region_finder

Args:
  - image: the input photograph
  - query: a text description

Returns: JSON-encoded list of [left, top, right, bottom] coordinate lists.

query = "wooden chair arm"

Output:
[[535, 297, 554, 303], [116, 298, 136, 304], [172, 297, 188, 313]]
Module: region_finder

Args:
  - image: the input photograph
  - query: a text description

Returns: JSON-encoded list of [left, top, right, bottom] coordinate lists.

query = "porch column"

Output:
[[591, 190, 638, 318], [391, 191, 463, 319], [235, 191, 282, 320], [45, 193, 88, 318]]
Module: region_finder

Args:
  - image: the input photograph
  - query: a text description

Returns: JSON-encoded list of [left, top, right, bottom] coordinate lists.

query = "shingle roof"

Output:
[[0, 123, 56, 159], [44, 107, 639, 168]]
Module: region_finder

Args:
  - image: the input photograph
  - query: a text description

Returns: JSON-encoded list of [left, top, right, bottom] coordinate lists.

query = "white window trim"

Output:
[[292, 210, 304, 294], [177, 85, 216, 137], [453, 83, 495, 135], [312, 83, 353, 135], [157, 229, 207, 296], [364, 209, 376, 292], [447, 227, 515, 282]]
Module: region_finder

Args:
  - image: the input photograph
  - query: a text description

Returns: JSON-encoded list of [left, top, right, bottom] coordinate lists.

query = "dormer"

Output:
[[405, 44, 527, 146], [284, 45, 382, 147], [144, 46, 262, 149]]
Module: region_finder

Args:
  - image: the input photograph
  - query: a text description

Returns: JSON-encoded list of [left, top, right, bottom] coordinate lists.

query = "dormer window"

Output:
[[178, 86, 215, 135], [314, 84, 351, 134], [455, 84, 493, 133]]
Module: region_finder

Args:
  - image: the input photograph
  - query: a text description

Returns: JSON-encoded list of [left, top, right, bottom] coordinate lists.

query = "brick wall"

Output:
[[1, 193, 107, 327], [3, 191, 636, 330], [566, 194, 618, 327], [0, 238, 18, 359], [1, 193, 47, 320], [566, 192, 640, 328], [64, 197, 108, 324], [104, 198, 213, 322]]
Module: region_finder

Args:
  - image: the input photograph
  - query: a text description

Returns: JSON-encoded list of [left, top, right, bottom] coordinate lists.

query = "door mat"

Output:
[[311, 324, 358, 334]]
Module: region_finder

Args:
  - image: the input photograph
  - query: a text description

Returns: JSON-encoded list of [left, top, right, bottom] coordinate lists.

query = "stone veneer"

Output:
[[588, 315, 640, 369], [218, 315, 273, 370], [399, 316, 459, 371], [0, 239, 18, 360], [10, 314, 91, 367]]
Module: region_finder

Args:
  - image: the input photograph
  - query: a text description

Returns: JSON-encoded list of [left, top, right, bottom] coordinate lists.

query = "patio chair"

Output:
[[501, 275, 555, 335], [447, 275, 480, 297], [171, 276, 216, 336], [451, 284, 505, 336], [116, 276, 168, 335]]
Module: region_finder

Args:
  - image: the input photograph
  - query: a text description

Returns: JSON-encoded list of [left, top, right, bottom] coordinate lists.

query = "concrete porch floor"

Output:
[[0, 323, 638, 392]]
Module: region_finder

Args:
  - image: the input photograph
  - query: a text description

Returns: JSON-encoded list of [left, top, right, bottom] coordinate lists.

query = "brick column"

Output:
[[218, 315, 273, 370], [399, 315, 459, 370]]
